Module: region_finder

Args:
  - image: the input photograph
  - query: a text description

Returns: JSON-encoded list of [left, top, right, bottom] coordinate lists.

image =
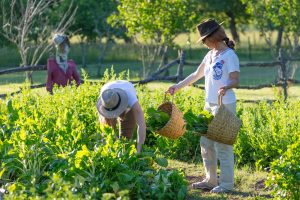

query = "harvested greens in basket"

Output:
[[184, 109, 214, 134], [146, 107, 170, 132]]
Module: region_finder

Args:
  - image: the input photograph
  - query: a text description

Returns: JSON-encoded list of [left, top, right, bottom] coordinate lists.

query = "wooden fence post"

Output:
[[278, 48, 288, 100], [176, 50, 185, 82]]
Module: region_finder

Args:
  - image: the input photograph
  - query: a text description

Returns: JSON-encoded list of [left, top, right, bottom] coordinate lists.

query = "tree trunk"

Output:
[[97, 40, 110, 77], [275, 27, 284, 54], [158, 45, 168, 69], [276, 27, 284, 82], [80, 40, 88, 68], [176, 50, 185, 82], [163, 49, 170, 77], [226, 11, 240, 43], [26, 71, 33, 84]]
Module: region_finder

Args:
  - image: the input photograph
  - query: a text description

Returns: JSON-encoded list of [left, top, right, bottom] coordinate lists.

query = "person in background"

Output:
[[96, 80, 146, 154], [167, 19, 240, 193], [46, 33, 81, 94]]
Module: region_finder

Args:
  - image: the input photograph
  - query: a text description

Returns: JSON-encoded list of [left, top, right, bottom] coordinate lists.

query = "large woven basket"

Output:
[[157, 101, 186, 139], [205, 95, 241, 145]]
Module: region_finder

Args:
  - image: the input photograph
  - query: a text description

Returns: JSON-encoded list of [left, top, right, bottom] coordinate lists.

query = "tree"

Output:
[[56, 0, 129, 75], [196, 0, 251, 43], [242, 0, 300, 81], [112, 0, 199, 78], [0, 0, 76, 83], [53, 0, 97, 69]]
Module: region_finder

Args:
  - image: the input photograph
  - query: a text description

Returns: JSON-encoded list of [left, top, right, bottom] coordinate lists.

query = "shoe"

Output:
[[210, 186, 230, 193], [192, 181, 216, 190]]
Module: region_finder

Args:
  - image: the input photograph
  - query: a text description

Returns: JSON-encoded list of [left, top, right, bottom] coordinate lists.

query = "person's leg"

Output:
[[200, 136, 218, 186], [213, 102, 236, 192], [193, 103, 218, 189], [119, 109, 136, 139], [214, 142, 234, 191]]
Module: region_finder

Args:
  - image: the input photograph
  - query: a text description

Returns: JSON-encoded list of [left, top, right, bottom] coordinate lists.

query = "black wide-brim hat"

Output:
[[196, 19, 224, 43]]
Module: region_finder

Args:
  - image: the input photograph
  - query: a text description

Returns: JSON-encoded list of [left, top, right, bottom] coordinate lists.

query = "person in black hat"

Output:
[[96, 80, 146, 154], [167, 19, 240, 193]]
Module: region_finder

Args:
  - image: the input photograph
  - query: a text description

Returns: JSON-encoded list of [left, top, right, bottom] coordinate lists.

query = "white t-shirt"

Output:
[[202, 48, 240, 104], [101, 80, 138, 107]]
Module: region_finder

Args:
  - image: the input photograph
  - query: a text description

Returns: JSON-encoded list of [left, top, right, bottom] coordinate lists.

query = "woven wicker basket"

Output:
[[205, 95, 241, 145], [157, 101, 186, 139]]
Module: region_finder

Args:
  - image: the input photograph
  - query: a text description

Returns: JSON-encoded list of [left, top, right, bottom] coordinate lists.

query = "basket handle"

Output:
[[218, 94, 224, 106]]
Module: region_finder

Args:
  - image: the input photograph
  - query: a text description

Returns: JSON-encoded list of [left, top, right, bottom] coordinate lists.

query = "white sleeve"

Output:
[[201, 51, 212, 65], [126, 83, 138, 107], [227, 52, 240, 73]]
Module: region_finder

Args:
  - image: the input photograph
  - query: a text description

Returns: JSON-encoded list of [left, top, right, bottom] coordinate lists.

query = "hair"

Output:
[[223, 37, 235, 50], [63, 37, 71, 48], [207, 27, 235, 50]]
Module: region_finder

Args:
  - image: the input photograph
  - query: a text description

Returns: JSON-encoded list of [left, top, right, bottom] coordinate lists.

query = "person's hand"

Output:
[[218, 86, 228, 96], [167, 84, 180, 95]]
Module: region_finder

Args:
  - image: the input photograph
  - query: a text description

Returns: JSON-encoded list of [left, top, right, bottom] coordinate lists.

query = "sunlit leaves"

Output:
[[0, 82, 187, 199], [114, 0, 198, 45]]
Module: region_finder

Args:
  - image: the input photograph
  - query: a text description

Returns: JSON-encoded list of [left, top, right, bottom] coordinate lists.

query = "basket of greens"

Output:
[[147, 101, 186, 139]]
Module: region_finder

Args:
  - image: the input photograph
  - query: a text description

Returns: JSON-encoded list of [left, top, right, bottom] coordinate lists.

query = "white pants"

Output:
[[200, 102, 236, 190]]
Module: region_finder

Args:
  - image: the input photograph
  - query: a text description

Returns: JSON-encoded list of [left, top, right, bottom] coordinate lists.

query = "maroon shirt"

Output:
[[46, 58, 81, 93]]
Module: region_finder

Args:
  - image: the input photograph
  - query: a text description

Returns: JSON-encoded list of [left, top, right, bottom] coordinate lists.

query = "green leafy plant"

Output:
[[184, 109, 214, 134], [266, 138, 300, 200], [146, 107, 170, 132], [0, 82, 187, 199]]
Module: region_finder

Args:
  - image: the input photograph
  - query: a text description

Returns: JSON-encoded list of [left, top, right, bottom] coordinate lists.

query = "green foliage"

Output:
[[0, 82, 187, 199], [138, 86, 205, 161], [197, 0, 250, 32], [1, 72, 300, 198], [113, 0, 198, 45], [146, 107, 170, 132], [242, 0, 300, 33], [57, 0, 127, 41], [235, 99, 300, 168], [266, 138, 300, 200], [183, 109, 214, 134]]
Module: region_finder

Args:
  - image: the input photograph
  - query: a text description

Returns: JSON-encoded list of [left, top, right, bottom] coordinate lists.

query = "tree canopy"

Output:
[[113, 0, 199, 45]]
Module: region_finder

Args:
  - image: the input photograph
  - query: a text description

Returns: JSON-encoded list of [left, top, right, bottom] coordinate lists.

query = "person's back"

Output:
[[96, 80, 146, 154]]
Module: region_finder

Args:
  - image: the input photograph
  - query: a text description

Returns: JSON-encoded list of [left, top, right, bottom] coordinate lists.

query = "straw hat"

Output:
[[96, 88, 128, 119], [53, 33, 67, 46], [196, 19, 224, 43]]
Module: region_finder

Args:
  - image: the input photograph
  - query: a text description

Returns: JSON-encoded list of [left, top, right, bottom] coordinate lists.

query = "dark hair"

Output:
[[223, 37, 235, 50], [206, 27, 236, 50], [64, 37, 71, 48]]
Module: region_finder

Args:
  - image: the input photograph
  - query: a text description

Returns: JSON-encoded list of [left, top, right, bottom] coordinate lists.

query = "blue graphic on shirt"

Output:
[[213, 62, 223, 80]]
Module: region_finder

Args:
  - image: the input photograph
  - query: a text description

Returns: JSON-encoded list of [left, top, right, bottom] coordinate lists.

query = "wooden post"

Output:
[[278, 48, 288, 100], [176, 50, 185, 82]]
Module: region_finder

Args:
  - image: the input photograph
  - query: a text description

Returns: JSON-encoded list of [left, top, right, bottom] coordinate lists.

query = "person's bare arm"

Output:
[[218, 71, 240, 95], [131, 102, 146, 154], [167, 63, 205, 94]]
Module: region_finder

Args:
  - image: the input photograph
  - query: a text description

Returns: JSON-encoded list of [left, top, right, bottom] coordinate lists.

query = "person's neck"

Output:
[[213, 42, 227, 52]]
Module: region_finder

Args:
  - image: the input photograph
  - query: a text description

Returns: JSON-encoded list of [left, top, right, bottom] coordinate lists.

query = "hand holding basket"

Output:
[[205, 95, 241, 145]]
